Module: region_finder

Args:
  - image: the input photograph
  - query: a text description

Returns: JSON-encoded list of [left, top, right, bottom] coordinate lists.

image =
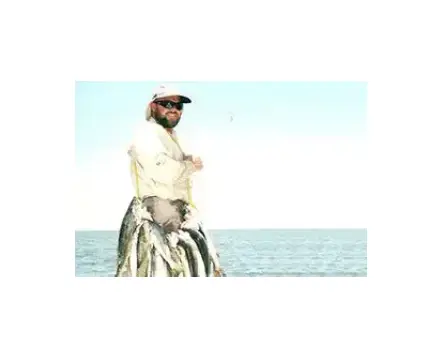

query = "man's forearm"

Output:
[[149, 153, 197, 184], [129, 146, 197, 185]]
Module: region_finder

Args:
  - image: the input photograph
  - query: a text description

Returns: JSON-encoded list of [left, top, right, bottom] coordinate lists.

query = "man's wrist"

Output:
[[183, 160, 198, 176]]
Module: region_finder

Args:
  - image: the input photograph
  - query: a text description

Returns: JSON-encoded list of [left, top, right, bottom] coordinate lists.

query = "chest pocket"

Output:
[[157, 130, 185, 160], [155, 155, 166, 166]]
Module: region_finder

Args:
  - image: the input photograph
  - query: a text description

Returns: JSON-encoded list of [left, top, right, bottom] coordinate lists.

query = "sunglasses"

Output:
[[154, 100, 184, 111]]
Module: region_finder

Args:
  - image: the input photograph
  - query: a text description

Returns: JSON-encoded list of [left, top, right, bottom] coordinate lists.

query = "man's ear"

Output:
[[146, 101, 156, 120]]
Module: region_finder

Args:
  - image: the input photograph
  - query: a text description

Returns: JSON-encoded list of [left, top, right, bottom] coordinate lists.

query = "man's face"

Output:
[[151, 95, 184, 129]]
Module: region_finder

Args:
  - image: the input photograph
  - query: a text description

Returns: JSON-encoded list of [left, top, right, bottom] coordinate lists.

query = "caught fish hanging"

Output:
[[115, 197, 226, 277]]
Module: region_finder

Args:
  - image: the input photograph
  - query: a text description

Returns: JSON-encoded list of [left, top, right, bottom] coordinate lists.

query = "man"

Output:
[[127, 84, 202, 231], [115, 84, 225, 277]]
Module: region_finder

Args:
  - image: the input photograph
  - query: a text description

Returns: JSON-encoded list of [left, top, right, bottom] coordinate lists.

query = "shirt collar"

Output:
[[147, 117, 177, 138]]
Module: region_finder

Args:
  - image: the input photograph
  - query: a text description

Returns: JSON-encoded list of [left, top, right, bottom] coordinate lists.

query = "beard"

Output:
[[153, 112, 181, 129]]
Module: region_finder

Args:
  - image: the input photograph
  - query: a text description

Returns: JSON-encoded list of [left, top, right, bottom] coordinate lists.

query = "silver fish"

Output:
[[178, 230, 206, 277], [116, 197, 155, 277], [151, 248, 168, 277], [177, 245, 191, 277], [182, 214, 226, 277], [136, 223, 153, 277], [149, 224, 182, 276], [115, 196, 226, 277], [164, 240, 182, 277], [198, 224, 226, 277], [165, 232, 185, 277], [115, 198, 140, 276], [182, 228, 211, 276]]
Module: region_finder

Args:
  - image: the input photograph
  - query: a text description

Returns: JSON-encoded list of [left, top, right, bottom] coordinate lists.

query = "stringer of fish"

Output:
[[115, 198, 227, 277]]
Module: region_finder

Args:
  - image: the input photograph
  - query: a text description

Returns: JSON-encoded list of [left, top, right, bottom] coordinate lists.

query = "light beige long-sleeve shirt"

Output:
[[127, 118, 197, 203]]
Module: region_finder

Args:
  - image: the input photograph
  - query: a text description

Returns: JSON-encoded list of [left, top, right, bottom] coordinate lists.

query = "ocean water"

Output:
[[75, 229, 367, 277]]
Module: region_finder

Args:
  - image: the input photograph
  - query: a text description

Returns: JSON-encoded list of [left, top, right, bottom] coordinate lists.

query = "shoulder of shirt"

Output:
[[130, 119, 165, 152], [132, 119, 158, 139]]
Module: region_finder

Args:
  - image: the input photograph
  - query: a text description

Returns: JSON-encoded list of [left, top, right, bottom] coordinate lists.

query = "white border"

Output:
[[3, 0, 442, 357]]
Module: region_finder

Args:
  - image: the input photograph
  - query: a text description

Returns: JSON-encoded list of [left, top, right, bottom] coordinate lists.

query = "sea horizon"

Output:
[[76, 227, 367, 232], [76, 228, 367, 277]]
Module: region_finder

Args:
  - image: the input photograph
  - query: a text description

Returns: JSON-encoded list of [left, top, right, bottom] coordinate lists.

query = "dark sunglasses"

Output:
[[154, 100, 184, 111]]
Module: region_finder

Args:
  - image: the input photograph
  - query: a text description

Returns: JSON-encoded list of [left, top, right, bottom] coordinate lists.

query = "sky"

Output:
[[75, 81, 367, 230]]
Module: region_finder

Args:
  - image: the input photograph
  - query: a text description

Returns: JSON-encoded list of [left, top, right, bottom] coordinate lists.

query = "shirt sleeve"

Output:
[[128, 125, 197, 185]]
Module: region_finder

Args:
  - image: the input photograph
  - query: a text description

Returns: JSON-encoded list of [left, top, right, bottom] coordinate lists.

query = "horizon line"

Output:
[[75, 227, 368, 232]]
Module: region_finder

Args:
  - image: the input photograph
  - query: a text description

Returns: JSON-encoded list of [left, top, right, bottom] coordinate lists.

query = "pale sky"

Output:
[[75, 81, 367, 230]]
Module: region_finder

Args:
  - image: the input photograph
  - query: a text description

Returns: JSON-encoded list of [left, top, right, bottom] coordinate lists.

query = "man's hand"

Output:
[[192, 156, 204, 170], [184, 154, 203, 170]]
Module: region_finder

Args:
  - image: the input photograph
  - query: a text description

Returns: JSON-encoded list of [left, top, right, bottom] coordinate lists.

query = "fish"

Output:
[[115, 197, 140, 277], [181, 213, 226, 277], [149, 223, 182, 276], [166, 232, 185, 277], [181, 227, 211, 276], [151, 247, 168, 277], [177, 240, 196, 276], [115, 196, 226, 277], [197, 224, 226, 277], [178, 231, 206, 277], [177, 245, 191, 277], [136, 223, 153, 277], [140, 195, 213, 276]]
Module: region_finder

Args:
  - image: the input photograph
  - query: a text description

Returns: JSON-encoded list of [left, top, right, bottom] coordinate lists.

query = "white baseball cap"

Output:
[[151, 84, 192, 103]]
